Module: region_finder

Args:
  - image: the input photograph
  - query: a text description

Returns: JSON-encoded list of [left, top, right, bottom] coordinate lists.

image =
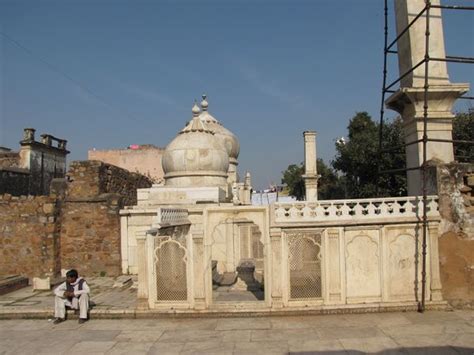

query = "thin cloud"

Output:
[[120, 83, 179, 107], [236, 61, 306, 109]]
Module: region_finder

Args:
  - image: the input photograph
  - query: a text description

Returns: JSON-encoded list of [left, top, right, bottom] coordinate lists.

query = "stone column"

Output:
[[270, 228, 283, 308], [303, 131, 318, 201], [225, 222, 236, 272], [386, 0, 469, 196], [135, 231, 149, 309], [327, 229, 342, 303], [120, 214, 129, 274], [192, 231, 206, 310], [428, 223, 443, 301]]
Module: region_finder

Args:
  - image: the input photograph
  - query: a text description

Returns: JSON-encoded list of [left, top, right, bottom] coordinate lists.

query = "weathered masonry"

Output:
[[0, 128, 69, 196]]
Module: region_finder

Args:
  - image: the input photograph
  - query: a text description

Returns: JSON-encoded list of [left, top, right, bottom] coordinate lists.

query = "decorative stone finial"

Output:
[[23, 128, 36, 142], [201, 94, 208, 111], [181, 102, 213, 134], [192, 101, 201, 117]]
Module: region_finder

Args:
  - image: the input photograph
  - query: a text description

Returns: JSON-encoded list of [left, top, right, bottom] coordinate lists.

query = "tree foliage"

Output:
[[332, 112, 406, 198], [281, 159, 344, 200], [282, 110, 473, 201], [281, 163, 305, 200], [453, 111, 474, 162]]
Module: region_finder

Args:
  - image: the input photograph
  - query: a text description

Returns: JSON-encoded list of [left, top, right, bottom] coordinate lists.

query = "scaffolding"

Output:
[[378, 0, 473, 312]]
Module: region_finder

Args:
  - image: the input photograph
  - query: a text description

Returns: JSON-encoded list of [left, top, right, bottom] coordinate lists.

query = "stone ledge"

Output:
[[65, 193, 121, 204], [0, 301, 449, 320], [0, 276, 29, 296]]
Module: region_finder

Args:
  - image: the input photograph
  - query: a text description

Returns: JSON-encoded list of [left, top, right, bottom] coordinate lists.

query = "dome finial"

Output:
[[201, 94, 209, 111], [192, 100, 201, 117]]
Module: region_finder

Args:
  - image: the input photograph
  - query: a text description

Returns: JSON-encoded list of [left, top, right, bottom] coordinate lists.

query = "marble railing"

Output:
[[273, 196, 439, 224], [156, 207, 190, 227]]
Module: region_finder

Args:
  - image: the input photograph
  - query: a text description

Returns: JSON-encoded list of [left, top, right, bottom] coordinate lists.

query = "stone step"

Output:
[[113, 276, 133, 288], [0, 275, 29, 295]]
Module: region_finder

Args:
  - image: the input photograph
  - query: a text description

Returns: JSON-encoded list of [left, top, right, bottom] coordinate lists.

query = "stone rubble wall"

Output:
[[59, 194, 122, 277], [67, 160, 152, 206], [0, 160, 152, 280], [60, 160, 152, 277], [0, 194, 60, 279], [437, 163, 474, 308]]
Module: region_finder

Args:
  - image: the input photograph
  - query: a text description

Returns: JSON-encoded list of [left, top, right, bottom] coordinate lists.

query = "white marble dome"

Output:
[[199, 95, 240, 162], [162, 103, 229, 188]]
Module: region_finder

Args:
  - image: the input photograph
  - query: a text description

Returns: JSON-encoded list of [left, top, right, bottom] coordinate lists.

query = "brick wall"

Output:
[[67, 160, 152, 207], [59, 194, 122, 277], [436, 163, 474, 308], [0, 194, 60, 279], [0, 160, 152, 280], [60, 160, 152, 277]]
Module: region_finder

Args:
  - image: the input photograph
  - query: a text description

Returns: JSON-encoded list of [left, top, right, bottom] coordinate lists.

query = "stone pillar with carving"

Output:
[[135, 231, 149, 309], [192, 231, 206, 310], [303, 131, 318, 201], [327, 229, 343, 303], [428, 223, 443, 301], [270, 227, 283, 308], [386, 0, 470, 196]]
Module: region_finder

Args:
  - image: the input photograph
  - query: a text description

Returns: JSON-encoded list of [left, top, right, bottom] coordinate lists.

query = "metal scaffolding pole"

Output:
[[378, 0, 473, 313]]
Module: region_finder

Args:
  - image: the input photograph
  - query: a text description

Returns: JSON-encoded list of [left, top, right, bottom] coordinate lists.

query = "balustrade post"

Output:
[[136, 231, 149, 309], [428, 223, 443, 301], [192, 231, 207, 309], [327, 229, 343, 302], [270, 227, 284, 308]]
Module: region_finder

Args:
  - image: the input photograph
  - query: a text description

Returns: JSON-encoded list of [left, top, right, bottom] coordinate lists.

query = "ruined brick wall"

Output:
[[60, 160, 152, 276], [0, 194, 60, 280], [0, 159, 152, 279], [59, 194, 122, 277], [437, 163, 474, 307], [439, 232, 473, 308], [67, 160, 152, 206]]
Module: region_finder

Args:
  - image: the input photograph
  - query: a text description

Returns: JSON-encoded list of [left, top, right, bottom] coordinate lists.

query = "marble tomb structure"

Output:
[[120, 96, 444, 312]]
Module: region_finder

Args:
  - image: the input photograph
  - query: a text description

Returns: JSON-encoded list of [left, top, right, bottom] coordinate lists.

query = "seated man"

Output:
[[53, 269, 90, 324]]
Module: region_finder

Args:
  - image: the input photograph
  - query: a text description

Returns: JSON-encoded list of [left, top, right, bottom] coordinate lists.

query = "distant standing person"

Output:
[[53, 269, 90, 324]]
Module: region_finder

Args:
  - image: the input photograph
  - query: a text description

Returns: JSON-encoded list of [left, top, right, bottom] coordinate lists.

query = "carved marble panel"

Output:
[[345, 230, 381, 300], [385, 227, 422, 301]]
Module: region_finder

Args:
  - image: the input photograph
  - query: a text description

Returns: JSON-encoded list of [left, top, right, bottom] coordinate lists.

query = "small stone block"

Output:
[[32, 277, 51, 290]]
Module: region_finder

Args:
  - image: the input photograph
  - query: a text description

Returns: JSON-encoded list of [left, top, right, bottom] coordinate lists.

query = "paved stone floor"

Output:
[[0, 277, 137, 315], [0, 310, 473, 354]]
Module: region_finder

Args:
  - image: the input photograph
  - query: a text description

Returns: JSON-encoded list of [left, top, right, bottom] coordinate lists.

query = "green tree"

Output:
[[281, 159, 344, 200], [281, 163, 305, 200], [453, 111, 474, 162], [332, 112, 406, 198], [316, 159, 346, 200]]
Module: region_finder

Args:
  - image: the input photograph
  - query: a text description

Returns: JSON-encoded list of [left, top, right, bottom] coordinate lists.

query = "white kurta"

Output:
[[54, 277, 90, 319]]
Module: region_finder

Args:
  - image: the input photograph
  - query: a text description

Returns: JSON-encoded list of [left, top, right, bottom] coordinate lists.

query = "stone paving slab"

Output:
[[0, 277, 451, 320], [0, 310, 473, 354]]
